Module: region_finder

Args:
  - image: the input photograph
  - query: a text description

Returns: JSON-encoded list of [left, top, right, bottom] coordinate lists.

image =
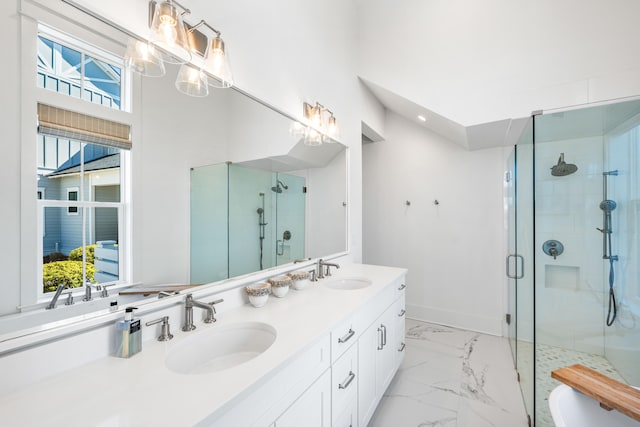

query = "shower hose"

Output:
[[606, 256, 618, 327]]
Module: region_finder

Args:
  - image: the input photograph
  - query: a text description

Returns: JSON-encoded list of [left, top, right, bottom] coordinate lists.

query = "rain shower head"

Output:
[[600, 199, 617, 212], [551, 153, 578, 176], [271, 179, 288, 193]]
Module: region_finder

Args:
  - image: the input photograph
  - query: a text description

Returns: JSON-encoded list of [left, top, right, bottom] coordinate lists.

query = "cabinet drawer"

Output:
[[331, 313, 363, 362], [394, 275, 407, 299], [333, 394, 357, 427], [331, 343, 358, 424]]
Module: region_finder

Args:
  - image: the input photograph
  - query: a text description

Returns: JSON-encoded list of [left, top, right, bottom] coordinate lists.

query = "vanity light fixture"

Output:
[[297, 102, 340, 146], [149, 0, 192, 64], [125, 1, 234, 97]]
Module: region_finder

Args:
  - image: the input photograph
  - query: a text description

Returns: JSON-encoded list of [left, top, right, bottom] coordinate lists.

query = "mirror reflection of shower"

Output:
[[598, 170, 619, 326], [257, 192, 267, 270], [277, 230, 291, 256], [272, 179, 288, 193]]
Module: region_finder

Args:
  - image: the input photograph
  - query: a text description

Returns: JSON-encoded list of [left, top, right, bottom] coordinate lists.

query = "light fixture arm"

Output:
[[189, 20, 221, 37], [148, 0, 191, 28], [167, 0, 191, 16]]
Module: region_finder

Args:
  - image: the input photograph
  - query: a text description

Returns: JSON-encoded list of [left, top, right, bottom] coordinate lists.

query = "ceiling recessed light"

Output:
[[417, 115, 427, 122]]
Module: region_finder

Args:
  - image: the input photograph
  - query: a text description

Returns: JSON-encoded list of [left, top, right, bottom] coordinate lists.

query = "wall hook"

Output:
[[405, 200, 411, 206], [434, 199, 440, 205]]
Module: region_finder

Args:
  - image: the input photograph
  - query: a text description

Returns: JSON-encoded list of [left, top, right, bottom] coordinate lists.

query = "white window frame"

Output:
[[23, 21, 133, 304], [37, 24, 130, 112]]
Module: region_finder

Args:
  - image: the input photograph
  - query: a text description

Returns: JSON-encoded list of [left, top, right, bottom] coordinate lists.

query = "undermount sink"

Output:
[[165, 321, 276, 375], [324, 277, 372, 290], [549, 384, 640, 427]]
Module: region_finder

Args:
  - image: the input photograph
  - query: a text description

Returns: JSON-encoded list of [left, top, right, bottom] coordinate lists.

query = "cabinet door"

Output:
[[357, 321, 380, 427], [376, 305, 397, 393], [276, 369, 331, 427]]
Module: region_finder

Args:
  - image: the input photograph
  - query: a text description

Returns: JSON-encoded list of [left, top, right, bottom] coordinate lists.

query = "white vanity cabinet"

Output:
[[358, 277, 407, 427], [274, 369, 332, 427]]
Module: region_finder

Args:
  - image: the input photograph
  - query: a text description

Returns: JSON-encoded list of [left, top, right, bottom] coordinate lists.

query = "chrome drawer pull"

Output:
[[338, 371, 356, 389], [377, 327, 383, 350], [398, 342, 406, 352], [398, 283, 406, 291], [338, 328, 355, 344], [398, 309, 406, 317], [381, 324, 387, 346]]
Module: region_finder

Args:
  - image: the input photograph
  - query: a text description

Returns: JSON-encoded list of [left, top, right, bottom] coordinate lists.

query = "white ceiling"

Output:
[[361, 78, 530, 150]]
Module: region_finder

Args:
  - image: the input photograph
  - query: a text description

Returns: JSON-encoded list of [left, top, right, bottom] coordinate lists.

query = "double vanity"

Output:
[[0, 263, 406, 426]]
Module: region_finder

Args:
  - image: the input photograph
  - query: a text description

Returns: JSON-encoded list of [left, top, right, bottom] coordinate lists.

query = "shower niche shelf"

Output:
[[544, 265, 579, 290]]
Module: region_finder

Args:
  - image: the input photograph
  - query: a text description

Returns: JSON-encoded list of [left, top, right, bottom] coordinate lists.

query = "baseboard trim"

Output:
[[406, 303, 503, 336]]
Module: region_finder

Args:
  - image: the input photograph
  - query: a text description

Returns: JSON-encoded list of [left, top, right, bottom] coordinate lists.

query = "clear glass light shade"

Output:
[[304, 103, 323, 129], [303, 127, 323, 146], [124, 39, 165, 77], [205, 36, 233, 88], [289, 121, 306, 136], [149, 1, 191, 64], [175, 64, 209, 97], [325, 115, 339, 142]]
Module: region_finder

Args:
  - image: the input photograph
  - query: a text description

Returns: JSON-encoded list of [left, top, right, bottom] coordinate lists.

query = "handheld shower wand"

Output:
[[598, 170, 619, 326], [257, 193, 267, 269]]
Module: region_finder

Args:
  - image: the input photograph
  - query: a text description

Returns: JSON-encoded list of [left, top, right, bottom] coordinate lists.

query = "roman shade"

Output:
[[37, 103, 132, 150]]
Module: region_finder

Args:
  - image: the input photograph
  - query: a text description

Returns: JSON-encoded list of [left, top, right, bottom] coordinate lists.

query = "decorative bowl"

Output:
[[245, 282, 271, 307], [288, 269, 311, 290], [268, 275, 293, 298]]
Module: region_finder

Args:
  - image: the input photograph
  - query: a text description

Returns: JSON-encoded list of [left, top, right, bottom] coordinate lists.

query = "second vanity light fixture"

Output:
[[124, 0, 233, 97], [291, 102, 340, 146]]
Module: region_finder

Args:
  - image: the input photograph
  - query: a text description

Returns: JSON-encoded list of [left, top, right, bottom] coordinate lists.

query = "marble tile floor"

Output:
[[532, 343, 626, 427], [369, 319, 528, 427]]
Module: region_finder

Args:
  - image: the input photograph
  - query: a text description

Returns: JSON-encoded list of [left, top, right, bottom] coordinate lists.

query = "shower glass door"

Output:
[[515, 119, 535, 424]]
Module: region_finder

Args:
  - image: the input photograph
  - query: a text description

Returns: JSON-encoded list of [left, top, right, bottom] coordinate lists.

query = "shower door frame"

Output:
[[506, 117, 535, 426]]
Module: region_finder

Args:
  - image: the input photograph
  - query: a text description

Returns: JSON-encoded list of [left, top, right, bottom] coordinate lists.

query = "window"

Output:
[[67, 187, 79, 214], [36, 28, 131, 298], [37, 28, 124, 110]]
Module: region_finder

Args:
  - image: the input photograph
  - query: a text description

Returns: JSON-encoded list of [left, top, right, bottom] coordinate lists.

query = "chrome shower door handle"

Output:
[[506, 254, 525, 279]]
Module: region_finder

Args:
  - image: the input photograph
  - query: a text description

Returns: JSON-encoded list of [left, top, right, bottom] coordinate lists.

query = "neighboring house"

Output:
[[39, 146, 120, 256]]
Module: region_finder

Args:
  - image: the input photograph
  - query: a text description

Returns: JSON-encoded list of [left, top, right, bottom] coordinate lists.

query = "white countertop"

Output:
[[0, 263, 406, 426]]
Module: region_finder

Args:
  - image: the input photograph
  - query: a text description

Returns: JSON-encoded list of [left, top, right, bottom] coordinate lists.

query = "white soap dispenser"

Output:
[[114, 307, 141, 358]]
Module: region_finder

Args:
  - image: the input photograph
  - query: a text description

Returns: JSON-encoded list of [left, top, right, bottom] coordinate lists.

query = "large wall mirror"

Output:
[[3, 4, 347, 341]]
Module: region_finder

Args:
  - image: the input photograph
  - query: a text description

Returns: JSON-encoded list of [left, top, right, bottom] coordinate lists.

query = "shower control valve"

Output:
[[542, 240, 564, 260]]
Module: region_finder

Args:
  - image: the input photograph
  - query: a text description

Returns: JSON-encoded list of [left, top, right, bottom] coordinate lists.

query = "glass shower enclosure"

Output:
[[507, 99, 640, 426]]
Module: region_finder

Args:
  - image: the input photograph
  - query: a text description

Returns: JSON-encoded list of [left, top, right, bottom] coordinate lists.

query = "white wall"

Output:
[[0, 3, 22, 315], [356, 0, 640, 126], [363, 112, 506, 335]]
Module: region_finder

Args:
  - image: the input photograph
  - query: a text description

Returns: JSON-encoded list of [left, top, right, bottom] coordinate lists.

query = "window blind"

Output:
[[37, 103, 131, 150]]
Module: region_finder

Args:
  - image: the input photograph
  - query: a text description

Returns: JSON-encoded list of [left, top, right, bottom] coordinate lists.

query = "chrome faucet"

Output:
[[317, 259, 340, 279], [46, 284, 67, 309], [182, 294, 224, 331], [83, 282, 96, 302]]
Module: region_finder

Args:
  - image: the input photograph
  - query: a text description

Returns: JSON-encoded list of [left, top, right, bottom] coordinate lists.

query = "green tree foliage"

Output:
[[68, 244, 97, 264], [43, 261, 96, 293]]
